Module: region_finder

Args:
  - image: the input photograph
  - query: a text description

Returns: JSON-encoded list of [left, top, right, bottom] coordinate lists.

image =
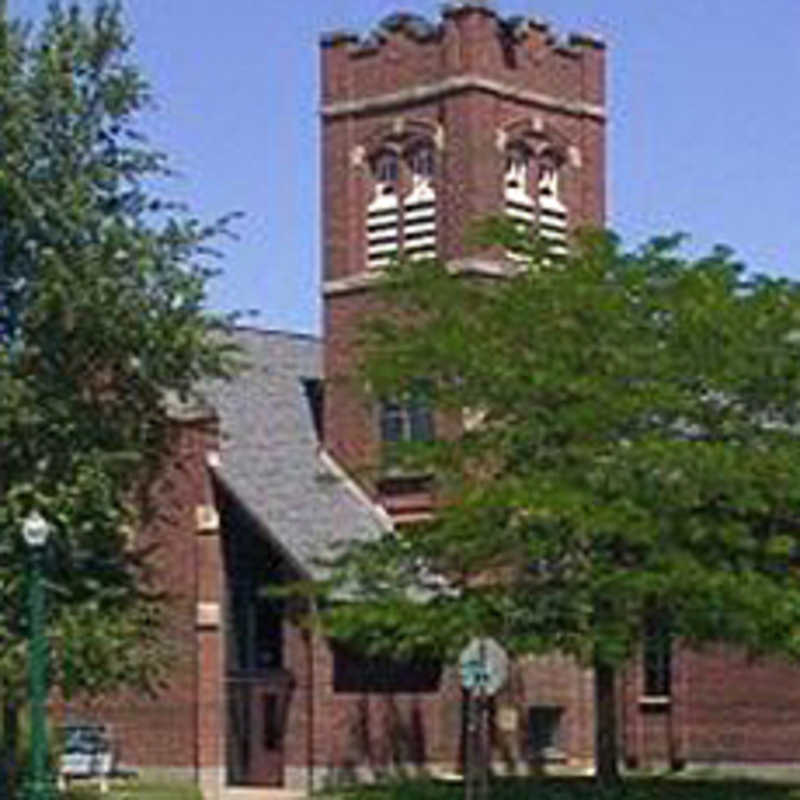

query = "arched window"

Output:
[[375, 152, 399, 185], [409, 146, 435, 181]]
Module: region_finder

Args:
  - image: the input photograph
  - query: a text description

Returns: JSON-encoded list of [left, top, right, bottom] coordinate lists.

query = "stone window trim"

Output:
[[366, 139, 439, 188]]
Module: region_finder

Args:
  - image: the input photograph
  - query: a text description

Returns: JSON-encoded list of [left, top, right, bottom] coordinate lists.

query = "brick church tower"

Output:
[[320, 1, 606, 512]]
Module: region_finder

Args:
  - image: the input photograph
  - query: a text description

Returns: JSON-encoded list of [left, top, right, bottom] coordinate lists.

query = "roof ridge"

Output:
[[232, 324, 321, 342]]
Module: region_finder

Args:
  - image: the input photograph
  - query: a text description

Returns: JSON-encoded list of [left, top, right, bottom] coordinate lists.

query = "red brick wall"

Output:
[[281, 620, 461, 777], [322, 291, 382, 477], [622, 643, 800, 767], [60, 418, 220, 773], [682, 645, 800, 763], [280, 620, 596, 782], [508, 654, 595, 765], [322, 99, 604, 284]]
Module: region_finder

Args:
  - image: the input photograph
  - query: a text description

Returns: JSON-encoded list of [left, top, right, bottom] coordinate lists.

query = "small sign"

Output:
[[459, 637, 509, 695], [497, 706, 519, 733]]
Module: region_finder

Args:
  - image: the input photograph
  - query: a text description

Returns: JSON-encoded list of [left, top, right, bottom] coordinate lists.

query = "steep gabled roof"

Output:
[[203, 328, 389, 578]]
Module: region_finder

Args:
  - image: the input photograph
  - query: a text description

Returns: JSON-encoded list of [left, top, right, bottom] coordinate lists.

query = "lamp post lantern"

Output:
[[21, 511, 54, 800]]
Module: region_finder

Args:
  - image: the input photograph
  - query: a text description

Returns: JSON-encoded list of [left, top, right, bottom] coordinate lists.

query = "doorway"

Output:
[[227, 680, 287, 786], [222, 501, 295, 787]]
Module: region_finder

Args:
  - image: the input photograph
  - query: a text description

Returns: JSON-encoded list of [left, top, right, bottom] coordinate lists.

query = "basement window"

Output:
[[527, 706, 565, 762]]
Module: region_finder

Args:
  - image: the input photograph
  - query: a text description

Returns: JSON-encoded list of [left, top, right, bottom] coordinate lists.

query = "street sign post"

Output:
[[459, 638, 508, 800]]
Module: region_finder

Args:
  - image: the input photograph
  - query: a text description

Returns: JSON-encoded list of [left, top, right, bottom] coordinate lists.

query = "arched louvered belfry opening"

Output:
[[504, 142, 536, 229], [535, 147, 568, 257], [363, 120, 440, 269], [402, 142, 437, 262], [366, 149, 402, 269], [501, 117, 570, 259]]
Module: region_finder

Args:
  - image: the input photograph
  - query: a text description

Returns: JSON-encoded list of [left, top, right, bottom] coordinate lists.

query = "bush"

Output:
[[325, 776, 800, 800]]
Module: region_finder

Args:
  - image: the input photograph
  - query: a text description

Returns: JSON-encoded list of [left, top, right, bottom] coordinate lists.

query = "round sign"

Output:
[[459, 637, 508, 695]]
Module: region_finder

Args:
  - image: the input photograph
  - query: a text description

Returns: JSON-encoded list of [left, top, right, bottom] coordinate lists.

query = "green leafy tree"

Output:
[[0, 0, 238, 790], [324, 221, 800, 787]]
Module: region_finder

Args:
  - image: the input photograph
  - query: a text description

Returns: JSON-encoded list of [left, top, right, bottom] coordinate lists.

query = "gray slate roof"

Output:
[[203, 328, 388, 578]]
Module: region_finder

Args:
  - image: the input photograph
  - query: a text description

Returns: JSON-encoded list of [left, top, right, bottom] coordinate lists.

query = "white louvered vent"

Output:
[[504, 150, 535, 261], [367, 153, 401, 269], [367, 184, 400, 269], [537, 165, 568, 257], [404, 174, 436, 262], [504, 151, 535, 228]]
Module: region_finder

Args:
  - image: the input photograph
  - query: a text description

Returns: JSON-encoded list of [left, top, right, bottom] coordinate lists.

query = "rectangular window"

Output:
[[333, 645, 442, 693], [643, 612, 672, 697], [379, 381, 435, 445], [408, 395, 435, 442], [379, 400, 406, 443]]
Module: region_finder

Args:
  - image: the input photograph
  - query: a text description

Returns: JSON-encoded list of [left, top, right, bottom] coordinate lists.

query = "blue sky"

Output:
[[10, 0, 800, 334]]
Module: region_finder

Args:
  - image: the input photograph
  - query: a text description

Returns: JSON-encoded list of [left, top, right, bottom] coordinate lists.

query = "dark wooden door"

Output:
[[247, 690, 283, 786], [227, 681, 286, 787]]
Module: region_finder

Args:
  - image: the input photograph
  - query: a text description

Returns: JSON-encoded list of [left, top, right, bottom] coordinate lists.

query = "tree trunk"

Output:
[[594, 657, 620, 788]]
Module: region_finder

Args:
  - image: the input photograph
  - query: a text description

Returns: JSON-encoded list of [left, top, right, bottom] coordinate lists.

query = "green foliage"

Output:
[[0, 0, 239, 701], [325, 776, 800, 800], [324, 219, 800, 670]]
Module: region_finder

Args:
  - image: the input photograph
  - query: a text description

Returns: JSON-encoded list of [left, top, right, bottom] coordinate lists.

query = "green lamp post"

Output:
[[22, 511, 54, 800]]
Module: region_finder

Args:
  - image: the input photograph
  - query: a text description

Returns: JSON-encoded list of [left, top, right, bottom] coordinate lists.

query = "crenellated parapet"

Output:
[[321, 3, 604, 111], [321, 4, 604, 53]]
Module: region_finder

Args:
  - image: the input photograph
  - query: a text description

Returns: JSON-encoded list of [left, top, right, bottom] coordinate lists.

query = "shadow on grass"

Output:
[[328, 776, 800, 800]]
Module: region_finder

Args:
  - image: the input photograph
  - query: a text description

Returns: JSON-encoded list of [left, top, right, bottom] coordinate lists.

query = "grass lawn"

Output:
[[328, 776, 800, 800], [62, 781, 202, 800]]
